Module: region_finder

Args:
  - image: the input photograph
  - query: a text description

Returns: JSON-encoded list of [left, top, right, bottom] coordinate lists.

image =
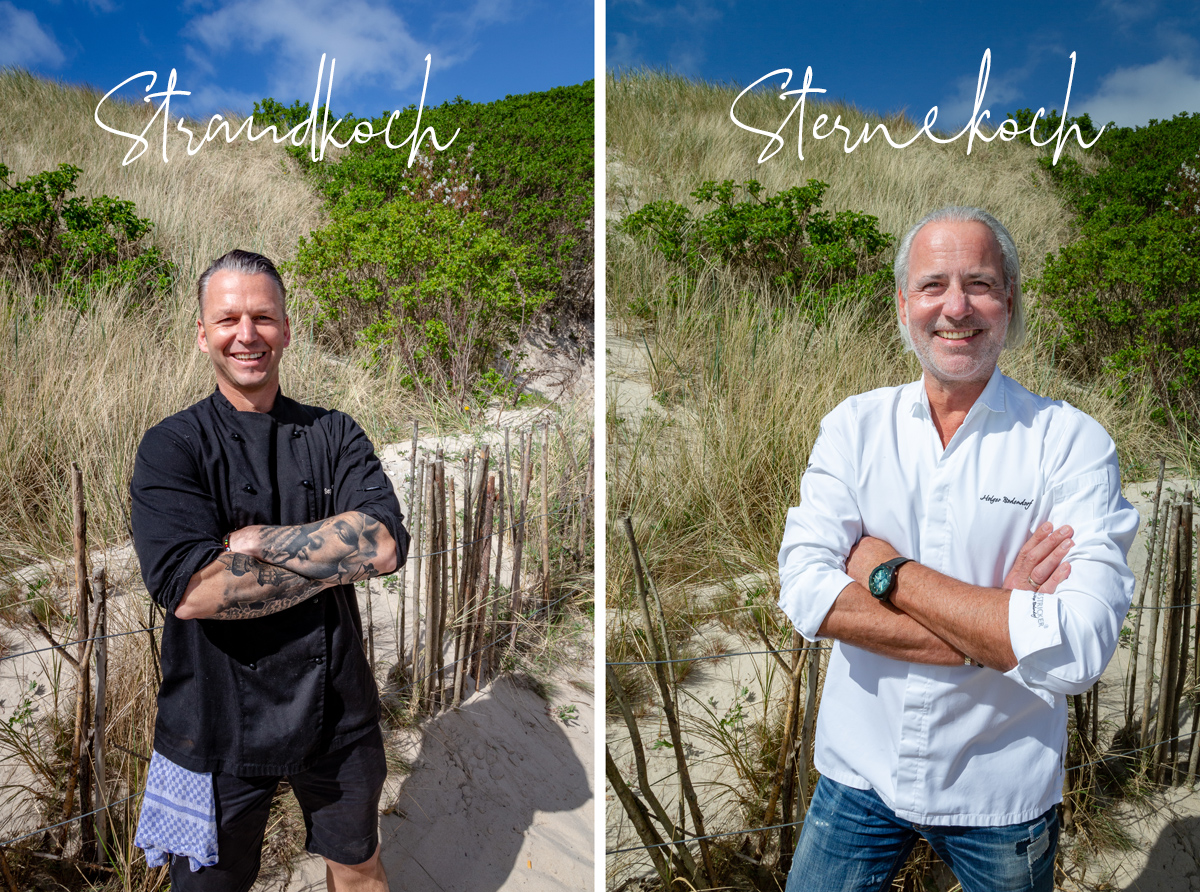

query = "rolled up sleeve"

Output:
[[1004, 427, 1139, 701], [130, 425, 225, 613], [778, 401, 861, 641], [330, 412, 409, 569]]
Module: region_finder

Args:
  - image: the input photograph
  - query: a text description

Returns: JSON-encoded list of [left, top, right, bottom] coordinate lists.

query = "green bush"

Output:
[[617, 179, 893, 322], [1032, 113, 1200, 433], [0, 162, 172, 307], [289, 191, 554, 400], [257, 83, 594, 315]]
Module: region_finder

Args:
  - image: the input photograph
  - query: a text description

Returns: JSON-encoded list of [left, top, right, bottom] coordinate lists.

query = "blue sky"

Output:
[[607, 0, 1200, 129], [0, 0, 593, 118]]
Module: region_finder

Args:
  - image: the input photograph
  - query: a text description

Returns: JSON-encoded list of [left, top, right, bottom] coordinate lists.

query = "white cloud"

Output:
[[185, 0, 433, 99], [1081, 57, 1200, 127], [937, 50, 1033, 130], [1099, 0, 1155, 24], [0, 2, 66, 68], [607, 31, 641, 72]]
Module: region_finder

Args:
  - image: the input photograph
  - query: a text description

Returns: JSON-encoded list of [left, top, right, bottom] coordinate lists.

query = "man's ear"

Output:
[[197, 318, 210, 354], [283, 315, 291, 349], [897, 287, 908, 326]]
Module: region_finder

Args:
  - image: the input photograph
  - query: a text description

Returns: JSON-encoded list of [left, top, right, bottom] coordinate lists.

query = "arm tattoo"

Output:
[[253, 513, 385, 585], [210, 552, 328, 620]]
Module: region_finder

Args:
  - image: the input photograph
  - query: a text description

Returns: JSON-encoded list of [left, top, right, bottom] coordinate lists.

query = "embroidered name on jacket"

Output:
[[980, 494, 1033, 509]]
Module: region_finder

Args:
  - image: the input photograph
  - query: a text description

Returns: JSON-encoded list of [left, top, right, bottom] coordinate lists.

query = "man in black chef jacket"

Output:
[[131, 250, 408, 891]]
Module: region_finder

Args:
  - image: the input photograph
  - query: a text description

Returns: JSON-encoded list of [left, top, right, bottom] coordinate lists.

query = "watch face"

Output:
[[869, 566, 892, 597]]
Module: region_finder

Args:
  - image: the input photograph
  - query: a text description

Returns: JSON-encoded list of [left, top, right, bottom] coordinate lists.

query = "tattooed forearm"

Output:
[[208, 552, 329, 620], [178, 512, 398, 621], [247, 512, 391, 584]]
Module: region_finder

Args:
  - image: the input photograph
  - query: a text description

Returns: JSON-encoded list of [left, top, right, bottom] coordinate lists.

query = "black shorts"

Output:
[[169, 726, 387, 892]]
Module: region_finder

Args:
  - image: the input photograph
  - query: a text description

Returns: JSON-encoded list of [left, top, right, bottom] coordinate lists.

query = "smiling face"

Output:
[[197, 270, 291, 412], [898, 219, 1013, 393]]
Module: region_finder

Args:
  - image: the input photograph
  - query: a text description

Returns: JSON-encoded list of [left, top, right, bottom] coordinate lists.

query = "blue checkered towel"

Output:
[[134, 750, 218, 872]]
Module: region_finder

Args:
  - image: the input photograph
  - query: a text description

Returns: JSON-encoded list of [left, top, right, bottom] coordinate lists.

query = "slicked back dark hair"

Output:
[[197, 250, 287, 315]]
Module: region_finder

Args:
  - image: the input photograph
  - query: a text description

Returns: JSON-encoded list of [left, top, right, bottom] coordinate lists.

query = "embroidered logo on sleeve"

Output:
[[980, 494, 1033, 509], [1031, 592, 1047, 628]]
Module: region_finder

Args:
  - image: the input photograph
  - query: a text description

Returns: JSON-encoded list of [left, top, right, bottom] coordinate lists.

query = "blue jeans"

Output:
[[786, 777, 1057, 892]]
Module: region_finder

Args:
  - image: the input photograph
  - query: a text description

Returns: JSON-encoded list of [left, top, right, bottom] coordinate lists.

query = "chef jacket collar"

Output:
[[211, 386, 291, 421], [911, 364, 1007, 421]]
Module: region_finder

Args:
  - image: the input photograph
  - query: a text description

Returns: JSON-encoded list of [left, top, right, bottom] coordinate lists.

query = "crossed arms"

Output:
[[820, 523, 1074, 671], [175, 512, 398, 620]]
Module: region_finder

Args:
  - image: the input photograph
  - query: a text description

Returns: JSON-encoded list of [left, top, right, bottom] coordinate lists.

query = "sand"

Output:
[[282, 667, 594, 892]]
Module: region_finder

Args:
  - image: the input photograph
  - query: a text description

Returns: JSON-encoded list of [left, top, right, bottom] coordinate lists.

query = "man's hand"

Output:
[[227, 512, 397, 584], [176, 512, 397, 620], [830, 523, 1075, 670], [1002, 522, 1073, 594]]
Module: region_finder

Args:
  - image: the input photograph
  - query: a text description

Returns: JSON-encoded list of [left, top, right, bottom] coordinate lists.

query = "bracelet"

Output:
[[223, 533, 231, 552]]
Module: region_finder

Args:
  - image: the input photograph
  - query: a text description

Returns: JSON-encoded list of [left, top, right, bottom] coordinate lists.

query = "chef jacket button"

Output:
[[302, 480, 313, 489], [231, 433, 242, 441], [313, 656, 324, 664], [292, 429, 303, 437], [244, 484, 255, 493], [248, 662, 256, 670]]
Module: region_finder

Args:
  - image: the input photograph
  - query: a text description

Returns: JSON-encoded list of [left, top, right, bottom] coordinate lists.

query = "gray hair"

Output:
[[893, 206, 1025, 351], [197, 249, 287, 314]]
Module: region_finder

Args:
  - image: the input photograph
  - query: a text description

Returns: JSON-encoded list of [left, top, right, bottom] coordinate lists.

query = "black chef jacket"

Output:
[[130, 389, 408, 775]]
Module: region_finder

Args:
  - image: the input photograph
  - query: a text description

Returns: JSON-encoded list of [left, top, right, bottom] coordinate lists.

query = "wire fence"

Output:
[[0, 426, 591, 862], [605, 728, 1200, 858], [605, 645, 820, 668], [0, 583, 581, 851], [0, 507, 567, 668]]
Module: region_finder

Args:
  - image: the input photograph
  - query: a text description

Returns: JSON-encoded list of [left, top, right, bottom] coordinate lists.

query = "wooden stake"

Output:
[[449, 474, 463, 711], [62, 465, 93, 849], [1172, 491, 1193, 781], [622, 517, 714, 886], [1128, 457, 1167, 728], [605, 664, 698, 879], [397, 421, 418, 668], [471, 478, 495, 685], [540, 425, 551, 613], [796, 643, 821, 824], [1155, 504, 1184, 777], [579, 434, 594, 562], [434, 456, 447, 707], [1142, 500, 1176, 748], [489, 470, 505, 679], [423, 467, 437, 708], [760, 630, 805, 857], [509, 430, 533, 644], [410, 460, 426, 706], [91, 568, 109, 862]]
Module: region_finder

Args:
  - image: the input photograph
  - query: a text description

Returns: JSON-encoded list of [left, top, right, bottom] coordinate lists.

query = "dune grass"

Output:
[[605, 70, 1184, 889], [606, 68, 1180, 602], [0, 69, 592, 889]]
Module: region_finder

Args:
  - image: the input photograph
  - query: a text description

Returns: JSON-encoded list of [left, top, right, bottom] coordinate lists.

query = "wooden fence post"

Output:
[[1142, 501, 1177, 748], [1127, 457, 1166, 728], [540, 425, 550, 613], [91, 567, 109, 862]]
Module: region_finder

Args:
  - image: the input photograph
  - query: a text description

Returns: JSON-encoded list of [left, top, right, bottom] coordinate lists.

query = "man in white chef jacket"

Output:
[[778, 206, 1138, 892]]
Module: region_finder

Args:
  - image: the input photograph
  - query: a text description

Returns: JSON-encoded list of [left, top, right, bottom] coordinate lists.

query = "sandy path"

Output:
[[281, 666, 594, 892]]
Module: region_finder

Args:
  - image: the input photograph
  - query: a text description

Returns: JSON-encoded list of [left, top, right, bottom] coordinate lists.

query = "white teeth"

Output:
[[233, 352, 265, 360], [936, 330, 979, 340]]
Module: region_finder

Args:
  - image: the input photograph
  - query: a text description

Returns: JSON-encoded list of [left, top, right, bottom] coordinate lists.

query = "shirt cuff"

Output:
[[780, 568, 855, 642], [1003, 589, 1062, 707]]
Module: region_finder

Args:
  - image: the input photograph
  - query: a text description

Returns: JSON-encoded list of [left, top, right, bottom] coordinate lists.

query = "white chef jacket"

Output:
[[778, 366, 1138, 826]]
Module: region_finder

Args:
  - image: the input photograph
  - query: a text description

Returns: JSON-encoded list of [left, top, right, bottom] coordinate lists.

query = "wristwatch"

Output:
[[868, 557, 912, 603]]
